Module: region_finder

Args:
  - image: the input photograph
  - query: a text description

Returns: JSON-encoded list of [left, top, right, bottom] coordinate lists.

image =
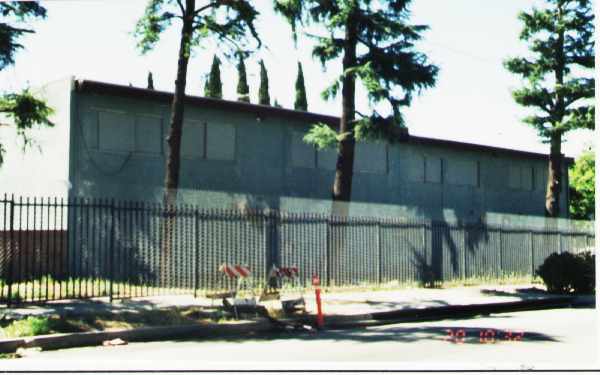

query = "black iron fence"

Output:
[[0, 195, 595, 305]]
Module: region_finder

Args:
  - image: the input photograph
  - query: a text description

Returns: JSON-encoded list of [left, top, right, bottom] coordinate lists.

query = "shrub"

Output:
[[536, 251, 595, 294]]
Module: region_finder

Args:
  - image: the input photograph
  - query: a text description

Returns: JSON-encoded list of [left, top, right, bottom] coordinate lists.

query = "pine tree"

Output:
[[236, 54, 250, 102], [294, 62, 307, 111], [205, 55, 223, 99], [505, 0, 594, 217], [147, 72, 154, 89], [258, 60, 270, 105], [275, 0, 438, 203], [273, 99, 283, 108]]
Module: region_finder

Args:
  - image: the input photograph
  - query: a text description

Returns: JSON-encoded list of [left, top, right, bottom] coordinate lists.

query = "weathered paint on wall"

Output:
[[66, 86, 569, 221]]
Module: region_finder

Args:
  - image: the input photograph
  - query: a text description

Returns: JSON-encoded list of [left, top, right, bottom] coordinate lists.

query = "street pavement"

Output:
[[2, 306, 597, 371]]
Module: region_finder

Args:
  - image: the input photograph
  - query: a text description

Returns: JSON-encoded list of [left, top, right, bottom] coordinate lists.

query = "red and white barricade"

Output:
[[219, 263, 252, 279], [206, 263, 254, 304]]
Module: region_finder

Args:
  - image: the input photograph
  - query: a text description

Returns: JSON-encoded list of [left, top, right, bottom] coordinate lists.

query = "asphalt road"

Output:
[[3, 307, 598, 371]]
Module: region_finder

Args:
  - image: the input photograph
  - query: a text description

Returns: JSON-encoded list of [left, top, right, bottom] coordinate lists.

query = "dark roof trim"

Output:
[[74, 79, 338, 126], [74, 79, 571, 163]]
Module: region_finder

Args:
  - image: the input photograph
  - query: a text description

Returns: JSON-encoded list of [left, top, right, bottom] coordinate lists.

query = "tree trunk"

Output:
[[546, 2, 565, 218], [545, 133, 563, 217], [161, 0, 195, 285], [331, 9, 358, 207], [164, 0, 195, 206]]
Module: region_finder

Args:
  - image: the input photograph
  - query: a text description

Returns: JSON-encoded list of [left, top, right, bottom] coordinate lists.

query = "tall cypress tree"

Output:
[[236, 54, 250, 102], [294, 61, 307, 111], [505, 0, 594, 217], [276, 0, 438, 203], [258, 60, 270, 105], [205, 55, 223, 99], [147, 71, 154, 89]]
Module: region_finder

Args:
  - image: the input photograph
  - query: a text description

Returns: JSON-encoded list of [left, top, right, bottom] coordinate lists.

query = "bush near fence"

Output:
[[0, 196, 595, 304]]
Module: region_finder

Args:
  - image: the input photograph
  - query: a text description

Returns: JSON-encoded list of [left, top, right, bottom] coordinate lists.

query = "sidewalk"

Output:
[[2, 283, 587, 321], [1, 283, 594, 354]]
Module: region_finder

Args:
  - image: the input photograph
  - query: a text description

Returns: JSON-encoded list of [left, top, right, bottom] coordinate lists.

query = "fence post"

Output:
[[498, 227, 503, 278], [193, 208, 199, 298], [108, 199, 115, 303], [530, 230, 535, 277], [7, 197, 15, 307], [376, 219, 382, 285], [326, 216, 331, 287]]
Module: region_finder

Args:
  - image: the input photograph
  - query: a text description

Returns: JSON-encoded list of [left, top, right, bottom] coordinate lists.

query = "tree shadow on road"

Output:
[[171, 323, 560, 346]]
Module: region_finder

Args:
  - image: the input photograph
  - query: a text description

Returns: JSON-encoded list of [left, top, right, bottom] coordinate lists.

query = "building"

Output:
[[0, 77, 572, 221]]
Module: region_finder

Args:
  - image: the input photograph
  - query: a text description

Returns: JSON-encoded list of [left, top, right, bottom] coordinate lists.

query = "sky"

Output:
[[0, 0, 595, 158]]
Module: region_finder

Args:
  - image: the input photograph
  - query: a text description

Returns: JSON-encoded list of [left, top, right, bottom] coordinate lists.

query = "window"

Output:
[[446, 160, 478, 186], [135, 115, 162, 154], [354, 141, 387, 174], [425, 157, 442, 184], [407, 155, 425, 182], [98, 111, 134, 152], [521, 166, 534, 191], [317, 148, 337, 171], [181, 120, 205, 159], [508, 164, 534, 190], [81, 110, 98, 149], [290, 130, 316, 168], [206, 122, 235, 161]]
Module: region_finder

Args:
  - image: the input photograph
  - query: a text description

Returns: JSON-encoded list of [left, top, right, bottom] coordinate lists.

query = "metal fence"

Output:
[[0, 195, 595, 305]]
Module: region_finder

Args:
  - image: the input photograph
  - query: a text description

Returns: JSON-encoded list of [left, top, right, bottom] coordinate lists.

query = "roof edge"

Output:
[[73, 79, 570, 163]]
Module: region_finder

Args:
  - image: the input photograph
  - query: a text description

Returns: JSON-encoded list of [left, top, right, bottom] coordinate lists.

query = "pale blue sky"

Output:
[[0, 0, 595, 158]]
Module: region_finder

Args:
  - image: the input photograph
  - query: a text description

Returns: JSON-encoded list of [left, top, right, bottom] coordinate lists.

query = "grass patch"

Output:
[[0, 306, 241, 340], [1, 316, 52, 338]]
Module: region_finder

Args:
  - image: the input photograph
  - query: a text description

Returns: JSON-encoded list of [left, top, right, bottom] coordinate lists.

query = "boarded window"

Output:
[[290, 130, 316, 168], [521, 166, 534, 191], [317, 148, 337, 170], [98, 111, 134, 152], [354, 141, 387, 174], [508, 164, 521, 189], [181, 120, 205, 159], [135, 115, 162, 154], [407, 155, 425, 182], [206, 122, 235, 160], [425, 157, 442, 184], [81, 110, 98, 149], [446, 160, 478, 186]]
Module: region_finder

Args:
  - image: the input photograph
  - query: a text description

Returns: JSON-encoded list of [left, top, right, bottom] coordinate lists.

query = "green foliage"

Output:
[[275, 0, 437, 129], [2, 316, 51, 338], [294, 61, 307, 111], [569, 150, 595, 219], [205, 55, 223, 99], [135, 0, 261, 58], [258, 60, 270, 105], [303, 123, 341, 150], [0, 3, 53, 168], [536, 251, 595, 294], [504, 0, 595, 140], [0, 89, 54, 162], [0, 2, 47, 70], [236, 54, 250, 102]]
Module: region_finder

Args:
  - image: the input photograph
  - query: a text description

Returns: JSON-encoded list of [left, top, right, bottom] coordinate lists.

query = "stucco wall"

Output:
[[68, 89, 570, 221], [0, 77, 73, 197]]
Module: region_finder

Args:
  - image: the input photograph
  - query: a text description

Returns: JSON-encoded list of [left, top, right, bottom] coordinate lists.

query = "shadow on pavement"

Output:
[[169, 322, 560, 346]]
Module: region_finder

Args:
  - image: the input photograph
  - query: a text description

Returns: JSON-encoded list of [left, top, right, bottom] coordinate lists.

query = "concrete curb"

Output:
[[285, 296, 591, 329], [0, 320, 275, 354], [0, 295, 593, 354]]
